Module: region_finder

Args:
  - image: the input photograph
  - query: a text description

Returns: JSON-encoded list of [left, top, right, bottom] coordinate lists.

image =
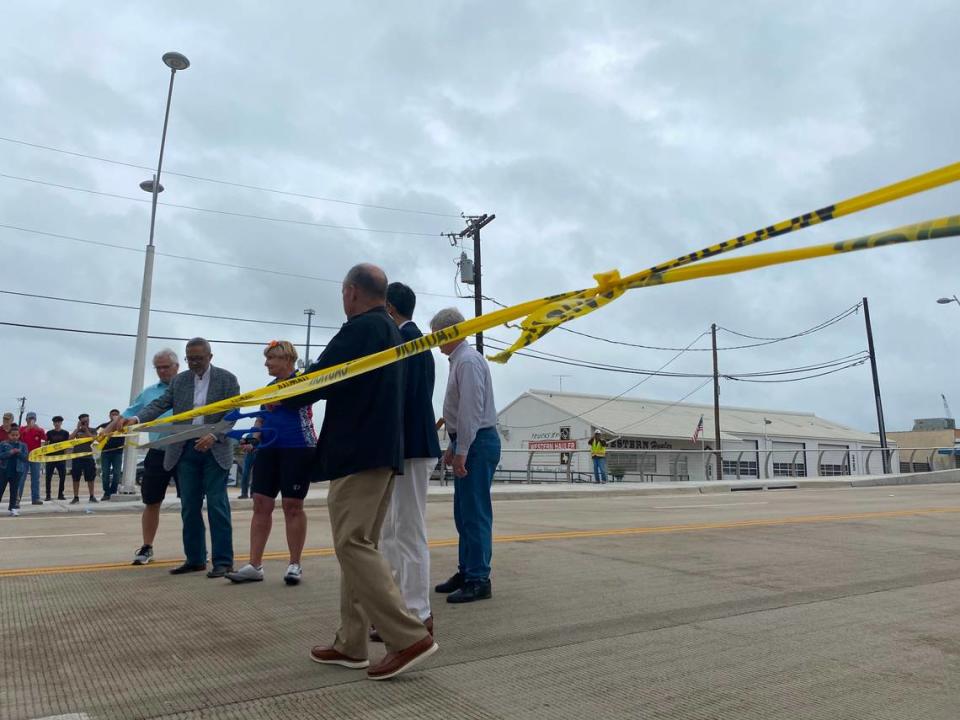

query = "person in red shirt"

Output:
[[0, 412, 13, 442], [19, 412, 46, 505]]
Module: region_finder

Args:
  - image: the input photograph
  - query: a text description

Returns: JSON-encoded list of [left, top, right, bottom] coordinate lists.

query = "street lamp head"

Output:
[[139, 179, 164, 194], [936, 297, 954, 305], [162, 52, 190, 71]]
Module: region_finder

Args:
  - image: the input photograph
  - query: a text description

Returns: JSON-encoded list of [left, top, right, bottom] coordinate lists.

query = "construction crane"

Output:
[[943, 394, 954, 419]]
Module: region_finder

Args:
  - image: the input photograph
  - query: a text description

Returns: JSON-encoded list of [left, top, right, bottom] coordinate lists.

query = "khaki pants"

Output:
[[329, 467, 428, 657]]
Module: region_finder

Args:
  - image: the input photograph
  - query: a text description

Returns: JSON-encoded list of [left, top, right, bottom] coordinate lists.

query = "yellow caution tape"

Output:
[[492, 161, 960, 359], [31, 213, 959, 463]]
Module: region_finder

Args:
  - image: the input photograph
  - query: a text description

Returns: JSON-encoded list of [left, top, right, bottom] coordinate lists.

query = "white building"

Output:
[[496, 390, 895, 482]]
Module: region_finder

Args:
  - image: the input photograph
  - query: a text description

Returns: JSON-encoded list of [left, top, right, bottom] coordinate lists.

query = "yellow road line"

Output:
[[2, 506, 958, 578]]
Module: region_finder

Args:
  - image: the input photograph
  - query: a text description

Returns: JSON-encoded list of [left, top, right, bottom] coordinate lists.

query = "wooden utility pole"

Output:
[[711, 324, 723, 479], [448, 213, 496, 352], [862, 297, 890, 473]]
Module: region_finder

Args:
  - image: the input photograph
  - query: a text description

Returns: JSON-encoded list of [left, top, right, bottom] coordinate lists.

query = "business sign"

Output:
[[528, 440, 577, 450]]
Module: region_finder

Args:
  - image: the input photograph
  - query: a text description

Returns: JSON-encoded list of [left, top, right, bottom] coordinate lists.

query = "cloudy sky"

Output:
[[2, 0, 958, 438]]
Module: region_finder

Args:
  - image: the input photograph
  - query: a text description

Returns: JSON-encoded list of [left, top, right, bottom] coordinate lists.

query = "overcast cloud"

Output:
[[2, 0, 959, 435]]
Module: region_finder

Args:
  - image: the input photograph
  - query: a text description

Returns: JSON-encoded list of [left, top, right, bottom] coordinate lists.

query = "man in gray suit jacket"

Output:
[[117, 338, 240, 577]]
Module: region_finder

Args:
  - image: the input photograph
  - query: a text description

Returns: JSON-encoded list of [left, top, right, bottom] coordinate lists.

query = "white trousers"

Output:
[[380, 457, 434, 621]]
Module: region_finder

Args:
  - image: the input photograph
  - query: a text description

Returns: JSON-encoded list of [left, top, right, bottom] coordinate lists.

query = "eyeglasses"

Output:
[[185, 355, 208, 362]]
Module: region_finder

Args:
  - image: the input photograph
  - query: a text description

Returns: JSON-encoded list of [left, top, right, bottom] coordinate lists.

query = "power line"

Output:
[[0, 320, 325, 348], [717, 303, 863, 342], [0, 289, 340, 330], [484, 293, 863, 351], [0, 172, 444, 237], [499, 330, 711, 429], [485, 335, 871, 379], [726, 359, 869, 383], [0, 135, 461, 218], [0, 223, 460, 299], [612, 379, 715, 434]]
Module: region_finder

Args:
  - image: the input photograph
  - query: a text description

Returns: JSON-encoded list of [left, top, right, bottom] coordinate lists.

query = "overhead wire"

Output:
[[726, 359, 870, 383], [0, 135, 461, 218], [0, 223, 461, 299], [0, 289, 340, 329], [497, 329, 711, 429], [0, 172, 445, 237], [485, 334, 870, 379], [612, 379, 715, 434], [0, 320, 323, 348], [483, 292, 862, 351]]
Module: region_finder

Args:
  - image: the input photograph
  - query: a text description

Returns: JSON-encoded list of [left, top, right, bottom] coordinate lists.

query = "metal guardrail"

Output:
[[492, 447, 958, 484]]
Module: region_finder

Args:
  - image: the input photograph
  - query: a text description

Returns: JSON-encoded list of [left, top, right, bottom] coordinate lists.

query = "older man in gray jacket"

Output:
[[116, 338, 240, 577]]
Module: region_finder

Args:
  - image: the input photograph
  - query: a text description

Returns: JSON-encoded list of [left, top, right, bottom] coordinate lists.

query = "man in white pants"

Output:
[[373, 282, 442, 640]]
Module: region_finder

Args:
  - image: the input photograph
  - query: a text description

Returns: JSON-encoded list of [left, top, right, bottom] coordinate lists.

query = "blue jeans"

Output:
[[27, 461, 42, 501], [2, 470, 25, 510], [177, 442, 233, 568], [100, 452, 123, 495], [592, 457, 608, 483], [452, 428, 501, 581]]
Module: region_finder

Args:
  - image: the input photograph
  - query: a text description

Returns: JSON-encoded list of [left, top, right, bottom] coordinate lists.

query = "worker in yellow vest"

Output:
[[590, 431, 608, 484]]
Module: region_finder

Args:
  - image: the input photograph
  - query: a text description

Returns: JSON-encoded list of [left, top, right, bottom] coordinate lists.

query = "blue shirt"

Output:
[[124, 380, 173, 442], [0, 440, 29, 477], [261, 375, 317, 448]]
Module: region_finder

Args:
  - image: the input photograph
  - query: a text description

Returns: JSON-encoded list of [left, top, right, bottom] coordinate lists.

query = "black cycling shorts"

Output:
[[251, 447, 313, 500], [141, 448, 178, 505]]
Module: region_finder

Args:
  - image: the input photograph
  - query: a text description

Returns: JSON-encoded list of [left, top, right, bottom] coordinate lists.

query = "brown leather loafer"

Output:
[[367, 635, 438, 681], [370, 615, 433, 643], [310, 645, 369, 669]]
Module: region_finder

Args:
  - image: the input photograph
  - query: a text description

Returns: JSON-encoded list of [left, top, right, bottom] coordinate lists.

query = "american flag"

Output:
[[691, 415, 704, 443]]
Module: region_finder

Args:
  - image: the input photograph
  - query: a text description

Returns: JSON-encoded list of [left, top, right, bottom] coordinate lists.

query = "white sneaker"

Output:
[[225, 563, 264, 583], [9, 508, 19, 517], [284, 563, 303, 585]]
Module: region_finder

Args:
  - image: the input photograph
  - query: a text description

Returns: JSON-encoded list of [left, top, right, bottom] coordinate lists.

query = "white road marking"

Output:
[[653, 502, 769, 509], [0, 532, 106, 540]]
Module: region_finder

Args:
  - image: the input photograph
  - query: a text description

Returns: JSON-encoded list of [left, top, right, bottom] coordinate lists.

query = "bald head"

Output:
[[342, 263, 389, 318]]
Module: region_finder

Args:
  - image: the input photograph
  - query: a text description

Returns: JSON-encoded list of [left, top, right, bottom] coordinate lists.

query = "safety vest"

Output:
[[591, 439, 606, 458]]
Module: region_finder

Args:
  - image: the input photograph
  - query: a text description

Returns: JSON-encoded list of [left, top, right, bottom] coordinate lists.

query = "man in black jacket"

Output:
[[287, 263, 437, 681], [371, 282, 442, 640]]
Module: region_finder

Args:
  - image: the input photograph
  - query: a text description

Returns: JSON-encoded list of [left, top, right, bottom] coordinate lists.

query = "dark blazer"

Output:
[[398, 321, 441, 460], [137, 365, 240, 471], [284, 306, 403, 482]]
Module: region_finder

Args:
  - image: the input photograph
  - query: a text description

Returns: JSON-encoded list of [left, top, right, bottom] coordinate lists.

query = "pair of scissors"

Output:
[[138, 409, 277, 450]]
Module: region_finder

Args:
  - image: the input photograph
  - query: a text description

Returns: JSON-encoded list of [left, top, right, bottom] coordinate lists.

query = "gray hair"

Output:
[[430, 307, 466, 332], [185, 337, 212, 354], [153, 348, 179, 365]]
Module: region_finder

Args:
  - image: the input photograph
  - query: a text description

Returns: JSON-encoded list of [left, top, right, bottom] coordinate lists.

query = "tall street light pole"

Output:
[[120, 51, 190, 494], [303, 308, 316, 367]]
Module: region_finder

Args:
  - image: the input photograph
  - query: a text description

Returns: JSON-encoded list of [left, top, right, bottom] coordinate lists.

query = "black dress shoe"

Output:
[[434, 571, 465, 594], [207, 565, 233, 578], [447, 579, 492, 604], [169, 562, 207, 575]]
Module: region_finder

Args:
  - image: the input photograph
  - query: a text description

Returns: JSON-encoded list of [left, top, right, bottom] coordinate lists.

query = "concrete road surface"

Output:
[[1, 483, 959, 719]]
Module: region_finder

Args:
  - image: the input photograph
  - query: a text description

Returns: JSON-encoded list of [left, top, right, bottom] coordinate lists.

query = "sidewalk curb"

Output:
[[7, 469, 959, 518]]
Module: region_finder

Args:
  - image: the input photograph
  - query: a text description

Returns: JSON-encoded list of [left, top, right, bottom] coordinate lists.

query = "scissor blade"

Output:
[[138, 421, 232, 449]]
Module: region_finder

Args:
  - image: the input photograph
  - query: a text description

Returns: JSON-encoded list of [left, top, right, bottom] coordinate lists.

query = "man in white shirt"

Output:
[[430, 308, 500, 604]]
